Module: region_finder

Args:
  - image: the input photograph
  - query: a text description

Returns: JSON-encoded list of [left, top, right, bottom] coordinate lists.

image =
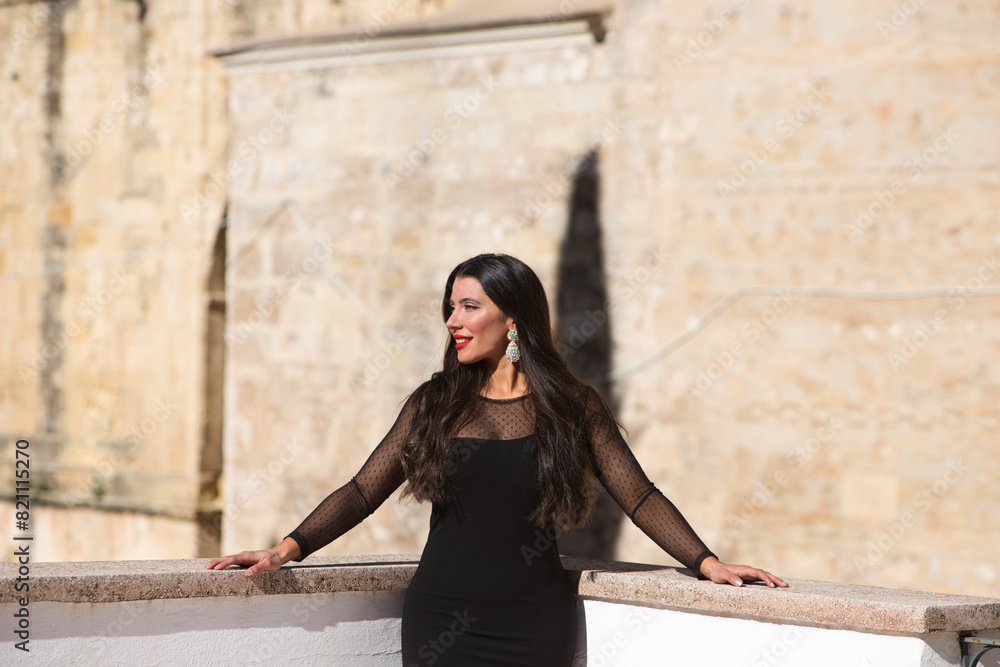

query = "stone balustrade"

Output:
[[2, 554, 999, 665]]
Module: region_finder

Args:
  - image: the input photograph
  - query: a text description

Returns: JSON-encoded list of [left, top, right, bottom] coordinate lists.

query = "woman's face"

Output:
[[446, 276, 515, 365]]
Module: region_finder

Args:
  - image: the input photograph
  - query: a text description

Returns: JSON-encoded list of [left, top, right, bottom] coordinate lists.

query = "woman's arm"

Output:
[[582, 388, 787, 588], [205, 396, 414, 576]]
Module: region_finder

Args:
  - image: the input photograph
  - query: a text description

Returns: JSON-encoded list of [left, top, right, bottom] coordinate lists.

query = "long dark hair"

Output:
[[400, 253, 608, 530]]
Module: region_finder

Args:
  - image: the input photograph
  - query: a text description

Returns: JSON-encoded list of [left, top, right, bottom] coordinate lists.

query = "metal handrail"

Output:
[[963, 636, 1000, 667]]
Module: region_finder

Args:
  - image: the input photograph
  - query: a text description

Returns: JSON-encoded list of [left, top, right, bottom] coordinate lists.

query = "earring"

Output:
[[505, 329, 521, 363]]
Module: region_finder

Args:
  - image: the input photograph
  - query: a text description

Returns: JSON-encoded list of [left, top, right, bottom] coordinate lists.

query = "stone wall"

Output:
[[0, 0, 446, 560], [1, 0, 998, 599], [1, 0, 226, 557], [600, 0, 1000, 598], [219, 11, 620, 556], [216, 0, 1000, 599]]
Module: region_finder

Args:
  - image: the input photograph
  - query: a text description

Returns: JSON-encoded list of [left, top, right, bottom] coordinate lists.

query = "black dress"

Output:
[[286, 388, 715, 666]]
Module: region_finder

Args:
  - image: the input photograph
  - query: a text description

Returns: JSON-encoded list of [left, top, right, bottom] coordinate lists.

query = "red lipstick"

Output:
[[453, 335, 471, 350]]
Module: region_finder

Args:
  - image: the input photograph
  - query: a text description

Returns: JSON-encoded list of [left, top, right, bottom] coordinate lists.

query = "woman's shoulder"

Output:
[[552, 382, 606, 419], [575, 384, 621, 426], [408, 373, 447, 398], [573, 382, 603, 406], [401, 373, 449, 409]]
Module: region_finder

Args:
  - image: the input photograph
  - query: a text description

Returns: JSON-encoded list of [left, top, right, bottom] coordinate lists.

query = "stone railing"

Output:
[[2, 555, 999, 666]]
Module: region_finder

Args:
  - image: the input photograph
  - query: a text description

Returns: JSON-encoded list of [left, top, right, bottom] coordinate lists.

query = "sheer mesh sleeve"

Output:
[[285, 397, 413, 561], [583, 388, 716, 574]]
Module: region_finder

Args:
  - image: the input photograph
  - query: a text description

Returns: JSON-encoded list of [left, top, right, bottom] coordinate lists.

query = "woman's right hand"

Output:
[[204, 549, 283, 577], [205, 537, 301, 577]]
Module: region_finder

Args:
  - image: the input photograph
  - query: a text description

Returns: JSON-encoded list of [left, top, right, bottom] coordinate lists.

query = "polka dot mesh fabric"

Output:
[[580, 388, 715, 571], [286, 388, 714, 572]]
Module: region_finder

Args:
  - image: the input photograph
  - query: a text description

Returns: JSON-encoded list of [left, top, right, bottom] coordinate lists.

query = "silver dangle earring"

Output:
[[505, 329, 521, 363]]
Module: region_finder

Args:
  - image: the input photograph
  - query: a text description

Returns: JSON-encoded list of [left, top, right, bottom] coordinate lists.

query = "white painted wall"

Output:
[[2, 593, 979, 666], [581, 599, 962, 667], [6, 592, 405, 666]]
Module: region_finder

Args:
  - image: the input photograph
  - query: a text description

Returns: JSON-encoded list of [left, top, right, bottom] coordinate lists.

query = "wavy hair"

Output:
[[399, 253, 611, 530]]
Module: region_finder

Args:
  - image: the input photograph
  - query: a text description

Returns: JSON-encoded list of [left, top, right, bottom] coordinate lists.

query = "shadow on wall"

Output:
[[197, 215, 226, 558], [554, 149, 625, 560]]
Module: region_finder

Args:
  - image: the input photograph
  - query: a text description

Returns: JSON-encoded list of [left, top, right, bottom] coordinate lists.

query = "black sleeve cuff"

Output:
[[286, 531, 310, 562], [692, 550, 716, 579]]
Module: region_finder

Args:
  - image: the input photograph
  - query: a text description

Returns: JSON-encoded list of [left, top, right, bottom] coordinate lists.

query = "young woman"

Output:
[[207, 253, 787, 665]]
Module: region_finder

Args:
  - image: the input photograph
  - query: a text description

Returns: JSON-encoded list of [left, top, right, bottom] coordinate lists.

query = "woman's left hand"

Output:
[[699, 557, 788, 588]]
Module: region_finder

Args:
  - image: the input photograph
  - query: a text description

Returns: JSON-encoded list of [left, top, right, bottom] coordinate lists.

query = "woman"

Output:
[[207, 253, 787, 665]]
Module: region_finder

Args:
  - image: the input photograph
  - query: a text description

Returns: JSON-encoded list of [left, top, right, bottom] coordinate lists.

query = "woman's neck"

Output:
[[480, 357, 529, 399]]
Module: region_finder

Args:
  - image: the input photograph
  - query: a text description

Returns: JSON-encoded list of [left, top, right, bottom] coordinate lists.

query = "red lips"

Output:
[[453, 335, 471, 350]]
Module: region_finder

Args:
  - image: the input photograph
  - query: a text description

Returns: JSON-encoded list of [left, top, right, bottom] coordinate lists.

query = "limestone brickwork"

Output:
[[1, 0, 998, 599], [600, 0, 1000, 598], [1, 0, 227, 559], [0, 0, 446, 560]]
